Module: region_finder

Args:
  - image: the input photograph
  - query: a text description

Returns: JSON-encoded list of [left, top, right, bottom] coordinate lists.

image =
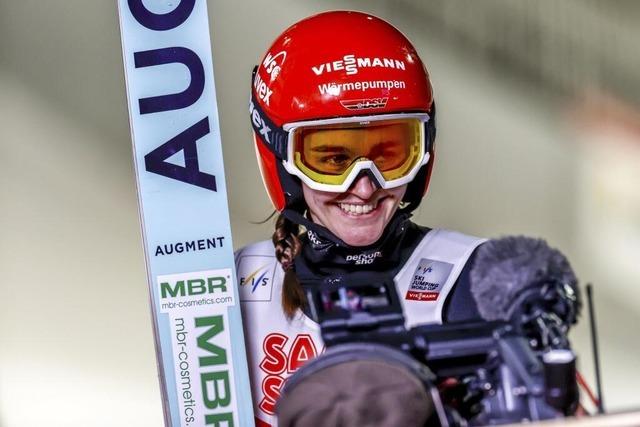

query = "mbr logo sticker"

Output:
[[157, 268, 236, 314]]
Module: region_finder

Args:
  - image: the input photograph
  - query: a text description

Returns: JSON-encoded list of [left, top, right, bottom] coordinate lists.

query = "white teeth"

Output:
[[339, 201, 377, 215]]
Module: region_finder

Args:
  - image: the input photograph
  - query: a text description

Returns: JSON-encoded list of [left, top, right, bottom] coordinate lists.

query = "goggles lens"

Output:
[[292, 118, 424, 186]]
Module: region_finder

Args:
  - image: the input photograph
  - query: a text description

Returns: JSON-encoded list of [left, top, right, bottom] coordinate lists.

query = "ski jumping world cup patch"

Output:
[[405, 258, 454, 301]]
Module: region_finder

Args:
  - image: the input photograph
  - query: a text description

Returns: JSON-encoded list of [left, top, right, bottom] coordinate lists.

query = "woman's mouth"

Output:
[[338, 200, 379, 215]]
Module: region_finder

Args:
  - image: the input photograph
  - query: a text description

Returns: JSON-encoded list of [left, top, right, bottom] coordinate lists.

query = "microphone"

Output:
[[470, 236, 581, 338], [469, 236, 582, 414]]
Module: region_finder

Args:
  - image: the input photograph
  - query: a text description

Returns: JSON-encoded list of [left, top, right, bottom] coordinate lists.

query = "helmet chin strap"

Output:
[[282, 206, 412, 252], [282, 207, 349, 248]]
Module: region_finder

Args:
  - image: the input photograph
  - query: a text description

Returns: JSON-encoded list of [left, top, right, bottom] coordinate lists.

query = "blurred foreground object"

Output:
[[277, 237, 583, 426], [501, 409, 640, 427]]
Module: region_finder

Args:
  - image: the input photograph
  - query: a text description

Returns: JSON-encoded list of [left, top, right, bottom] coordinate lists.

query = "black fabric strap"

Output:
[[249, 73, 289, 160], [442, 246, 483, 323]]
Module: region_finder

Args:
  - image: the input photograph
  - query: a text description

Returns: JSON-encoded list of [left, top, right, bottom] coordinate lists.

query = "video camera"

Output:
[[280, 275, 579, 426]]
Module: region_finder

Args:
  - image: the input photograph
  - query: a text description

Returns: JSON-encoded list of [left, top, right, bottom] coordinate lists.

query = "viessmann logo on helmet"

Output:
[[312, 54, 406, 76]]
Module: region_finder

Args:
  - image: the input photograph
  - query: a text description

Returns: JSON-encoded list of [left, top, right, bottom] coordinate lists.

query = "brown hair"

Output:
[[272, 213, 306, 318]]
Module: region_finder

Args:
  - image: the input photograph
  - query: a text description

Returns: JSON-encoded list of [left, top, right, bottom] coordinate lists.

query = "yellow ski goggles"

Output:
[[282, 113, 430, 192]]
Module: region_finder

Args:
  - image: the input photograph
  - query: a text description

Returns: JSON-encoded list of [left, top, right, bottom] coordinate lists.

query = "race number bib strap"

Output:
[[395, 228, 487, 328]]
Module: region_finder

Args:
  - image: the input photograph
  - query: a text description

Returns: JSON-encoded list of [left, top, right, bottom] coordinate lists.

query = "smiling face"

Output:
[[302, 176, 407, 247]]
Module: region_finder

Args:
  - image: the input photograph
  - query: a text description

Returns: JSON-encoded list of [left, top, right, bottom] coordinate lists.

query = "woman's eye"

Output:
[[322, 154, 351, 166]]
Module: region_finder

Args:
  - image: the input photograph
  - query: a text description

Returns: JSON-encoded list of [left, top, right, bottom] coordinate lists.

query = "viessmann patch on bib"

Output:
[[405, 258, 454, 302]]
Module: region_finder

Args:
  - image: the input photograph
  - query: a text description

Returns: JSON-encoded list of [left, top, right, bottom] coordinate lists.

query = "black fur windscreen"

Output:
[[470, 236, 580, 322]]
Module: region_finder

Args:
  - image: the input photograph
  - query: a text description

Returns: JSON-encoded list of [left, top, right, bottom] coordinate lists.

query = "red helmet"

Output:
[[250, 10, 436, 214]]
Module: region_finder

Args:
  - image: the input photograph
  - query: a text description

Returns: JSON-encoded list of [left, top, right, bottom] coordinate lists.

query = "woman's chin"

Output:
[[333, 225, 384, 247]]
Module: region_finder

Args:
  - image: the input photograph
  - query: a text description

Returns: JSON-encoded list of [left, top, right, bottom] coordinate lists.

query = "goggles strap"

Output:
[[282, 207, 413, 252], [282, 208, 345, 246], [249, 66, 289, 160], [249, 90, 289, 160]]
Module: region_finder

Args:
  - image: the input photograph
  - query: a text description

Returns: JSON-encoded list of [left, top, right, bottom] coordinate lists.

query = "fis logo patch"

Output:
[[238, 255, 276, 302], [405, 259, 453, 302]]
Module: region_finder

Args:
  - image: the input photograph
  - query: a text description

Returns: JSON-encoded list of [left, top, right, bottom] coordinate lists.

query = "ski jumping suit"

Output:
[[236, 217, 486, 427]]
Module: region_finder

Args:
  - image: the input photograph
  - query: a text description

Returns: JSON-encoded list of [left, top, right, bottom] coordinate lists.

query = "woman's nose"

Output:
[[348, 174, 378, 199]]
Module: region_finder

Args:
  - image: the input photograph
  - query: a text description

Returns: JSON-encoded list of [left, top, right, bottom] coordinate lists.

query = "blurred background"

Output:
[[1, 1, 639, 425]]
